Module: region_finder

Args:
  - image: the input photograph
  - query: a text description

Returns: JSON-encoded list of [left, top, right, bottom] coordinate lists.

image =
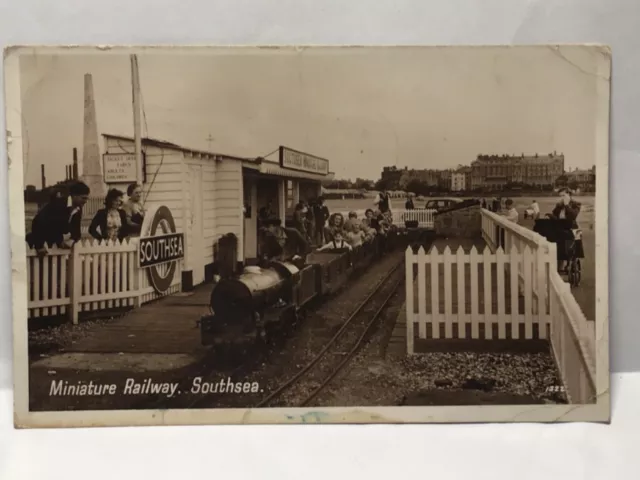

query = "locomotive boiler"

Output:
[[200, 261, 301, 346], [199, 229, 410, 350]]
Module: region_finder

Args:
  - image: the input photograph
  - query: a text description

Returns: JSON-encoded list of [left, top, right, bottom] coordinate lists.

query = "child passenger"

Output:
[[317, 230, 352, 251]]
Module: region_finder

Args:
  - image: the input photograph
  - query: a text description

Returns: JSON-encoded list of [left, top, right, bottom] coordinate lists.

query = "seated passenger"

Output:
[[292, 202, 308, 239], [373, 209, 391, 236], [361, 209, 378, 239], [259, 217, 309, 263], [317, 230, 352, 251], [346, 229, 365, 248], [343, 211, 360, 232], [324, 212, 346, 242]]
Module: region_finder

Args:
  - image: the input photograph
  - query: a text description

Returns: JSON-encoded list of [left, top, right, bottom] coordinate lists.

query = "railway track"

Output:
[[255, 257, 405, 408], [136, 231, 428, 411]]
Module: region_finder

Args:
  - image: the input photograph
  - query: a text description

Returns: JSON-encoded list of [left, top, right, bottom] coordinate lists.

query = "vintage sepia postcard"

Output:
[[5, 45, 610, 428]]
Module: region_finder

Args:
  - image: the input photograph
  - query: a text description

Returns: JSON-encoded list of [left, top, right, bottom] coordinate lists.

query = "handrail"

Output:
[[549, 271, 596, 384], [481, 208, 548, 249]]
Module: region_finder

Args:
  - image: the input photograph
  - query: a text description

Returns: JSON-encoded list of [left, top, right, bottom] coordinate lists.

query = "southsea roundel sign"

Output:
[[139, 205, 185, 294]]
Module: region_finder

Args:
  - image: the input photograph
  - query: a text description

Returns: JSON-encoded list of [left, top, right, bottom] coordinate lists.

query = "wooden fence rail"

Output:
[[338, 208, 436, 229], [26, 237, 182, 324], [405, 244, 553, 350], [405, 208, 597, 404]]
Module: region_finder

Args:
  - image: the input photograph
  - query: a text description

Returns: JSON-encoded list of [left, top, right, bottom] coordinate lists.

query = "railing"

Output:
[[337, 208, 436, 229], [548, 268, 596, 403], [405, 244, 553, 351], [480, 208, 554, 307], [404, 208, 597, 404], [26, 237, 182, 324], [393, 209, 436, 228]]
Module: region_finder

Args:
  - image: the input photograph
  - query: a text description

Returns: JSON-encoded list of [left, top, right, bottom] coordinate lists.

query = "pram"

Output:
[[533, 217, 584, 287]]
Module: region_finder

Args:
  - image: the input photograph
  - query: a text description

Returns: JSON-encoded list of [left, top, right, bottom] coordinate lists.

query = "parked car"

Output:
[[423, 197, 462, 212]]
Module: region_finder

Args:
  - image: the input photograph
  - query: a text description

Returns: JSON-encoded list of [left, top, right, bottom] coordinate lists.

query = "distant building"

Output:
[[470, 152, 565, 189], [451, 166, 472, 191], [437, 169, 453, 190], [380, 166, 406, 187], [451, 171, 465, 191], [566, 167, 594, 186]]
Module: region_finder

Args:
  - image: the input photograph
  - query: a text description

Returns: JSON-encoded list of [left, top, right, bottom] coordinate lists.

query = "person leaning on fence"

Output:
[[27, 186, 71, 256], [123, 182, 145, 235], [501, 199, 519, 223], [89, 189, 130, 242], [67, 181, 91, 243]]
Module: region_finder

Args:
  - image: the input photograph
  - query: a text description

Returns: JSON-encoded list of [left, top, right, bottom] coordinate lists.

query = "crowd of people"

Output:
[[257, 191, 397, 264], [482, 188, 584, 274], [26, 181, 146, 257]]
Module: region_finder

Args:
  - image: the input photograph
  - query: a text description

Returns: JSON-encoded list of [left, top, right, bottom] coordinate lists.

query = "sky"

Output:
[[18, 46, 605, 187]]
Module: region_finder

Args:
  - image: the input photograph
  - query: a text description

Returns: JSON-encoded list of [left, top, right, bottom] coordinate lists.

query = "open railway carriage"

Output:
[[199, 230, 402, 348]]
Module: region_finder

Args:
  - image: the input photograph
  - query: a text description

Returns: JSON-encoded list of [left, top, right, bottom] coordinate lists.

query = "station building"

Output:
[[101, 134, 333, 291]]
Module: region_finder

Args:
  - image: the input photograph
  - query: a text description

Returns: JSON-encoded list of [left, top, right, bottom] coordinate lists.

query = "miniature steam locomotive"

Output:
[[199, 232, 401, 348]]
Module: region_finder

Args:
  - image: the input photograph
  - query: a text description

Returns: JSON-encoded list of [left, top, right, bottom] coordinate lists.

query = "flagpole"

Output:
[[131, 54, 143, 184]]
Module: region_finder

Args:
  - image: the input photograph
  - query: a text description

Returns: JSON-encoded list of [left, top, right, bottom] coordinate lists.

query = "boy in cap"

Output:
[[66, 181, 91, 245]]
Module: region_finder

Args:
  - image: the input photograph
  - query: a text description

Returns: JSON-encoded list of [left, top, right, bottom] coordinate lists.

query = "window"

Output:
[[286, 180, 294, 209]]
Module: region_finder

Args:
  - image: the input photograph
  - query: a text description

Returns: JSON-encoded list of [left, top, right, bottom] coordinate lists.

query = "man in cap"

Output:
[[66, 181, 91, 246], [28, 186, 70, 256]]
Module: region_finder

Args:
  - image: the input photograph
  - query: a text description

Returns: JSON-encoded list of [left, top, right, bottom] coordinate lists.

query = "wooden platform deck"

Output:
[[66, 285, 212, 355]]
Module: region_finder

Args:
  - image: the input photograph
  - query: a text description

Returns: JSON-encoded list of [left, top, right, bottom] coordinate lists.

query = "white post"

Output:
[[68, 244, 82, 324], [405, 247, 414, 355], [131, 54, 144, 184]]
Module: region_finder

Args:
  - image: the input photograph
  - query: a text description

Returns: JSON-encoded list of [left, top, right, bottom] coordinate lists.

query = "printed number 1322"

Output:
[[546, 386, 565, 392]]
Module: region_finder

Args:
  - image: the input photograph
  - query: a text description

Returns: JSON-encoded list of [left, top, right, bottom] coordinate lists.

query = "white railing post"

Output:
[[405, 246, 414, 355], [68, 242, 82, 324], [131, 237, 142, 307]]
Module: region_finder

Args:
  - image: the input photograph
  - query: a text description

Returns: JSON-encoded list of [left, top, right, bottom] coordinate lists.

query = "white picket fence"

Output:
[[404, 208, 597, 404], [338, 208, 436, 229], [26, 238, 182, 324], [405, 244, 553, 347], [481, 209, 552, 302], [548, 264, 596, 403]]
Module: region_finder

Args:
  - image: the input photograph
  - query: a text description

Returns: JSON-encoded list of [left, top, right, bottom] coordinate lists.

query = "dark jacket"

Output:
[[259, 226, 310, 261], [314, 203, 330, 227], [293, 210, 307, 235], [379, 193, 390, 213], [89, 209, 129, 241], [551, 200, 581, 228], [27, 201, 70, 249]]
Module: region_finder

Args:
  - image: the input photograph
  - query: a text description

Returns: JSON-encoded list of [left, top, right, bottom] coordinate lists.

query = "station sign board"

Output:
[[279, 146, 329, 176], [103, 152, 146, 183]]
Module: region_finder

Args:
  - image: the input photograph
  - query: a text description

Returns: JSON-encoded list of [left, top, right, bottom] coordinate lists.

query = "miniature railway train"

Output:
[[199, 230, 422, 348]]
